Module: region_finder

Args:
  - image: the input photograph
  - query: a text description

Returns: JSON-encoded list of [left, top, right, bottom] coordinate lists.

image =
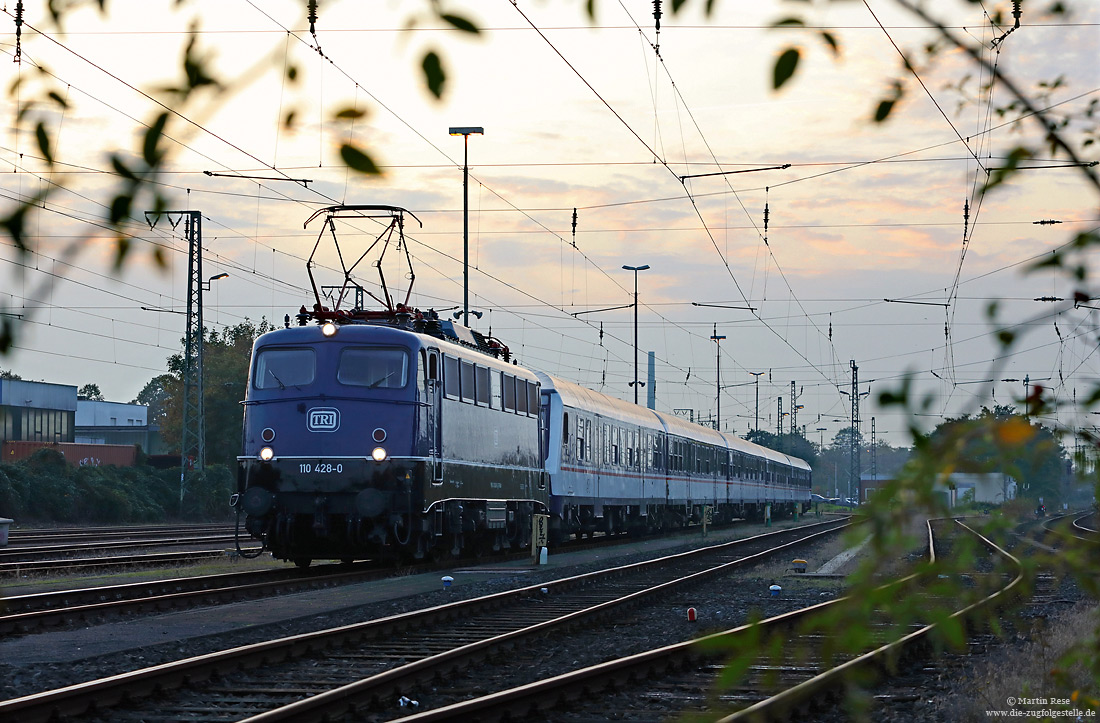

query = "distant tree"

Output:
[[829, 426, 864, 452], [161, 319, 272, 467], [744, 429, 817, 467], [0, 368, 21, 379], [132, 374, 175, 427], [78, 383, 104, 400], [921, 407, 1067, 503]]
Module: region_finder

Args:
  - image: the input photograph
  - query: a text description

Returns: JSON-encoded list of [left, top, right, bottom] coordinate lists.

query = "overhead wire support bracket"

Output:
[[884, 298, 950, 308], [203, 171, 312, 187], [679, 164, 791, 183], [692, 302, 757, 312], [571, 304, 634, 317], [985, 162, 1098, 171]]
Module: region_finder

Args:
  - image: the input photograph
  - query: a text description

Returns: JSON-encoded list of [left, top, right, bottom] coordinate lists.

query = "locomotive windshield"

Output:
[[337, 347, 409, 389], [254, 348, 316, 390]]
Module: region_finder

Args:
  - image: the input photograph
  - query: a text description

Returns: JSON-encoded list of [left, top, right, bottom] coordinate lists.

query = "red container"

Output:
[[2, 441, 137, 467]]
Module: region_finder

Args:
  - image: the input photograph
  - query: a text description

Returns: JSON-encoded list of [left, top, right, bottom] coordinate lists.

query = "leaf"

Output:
[[335, 107, 366, 120], [114, 236, 131, 270], [111, 155, 139, 181], [773, 48, 800, 90], [819, 30, 839, 56], [422, 50, 446, 99], [1, 203, 31, 252], [47, 91, 70, 109], [874, 98, 896, 123], [284, 109, 297, 130], [35, 122, 53, 166], [440, 14, 479, 34], [339, 144, 381, 175], [143, 112, 169, 167], [109, 194, 133, 225], [771, 17, 806, 27]]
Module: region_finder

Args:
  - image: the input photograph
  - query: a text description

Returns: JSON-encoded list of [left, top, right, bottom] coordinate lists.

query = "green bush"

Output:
[[0, 455, 233, 524]]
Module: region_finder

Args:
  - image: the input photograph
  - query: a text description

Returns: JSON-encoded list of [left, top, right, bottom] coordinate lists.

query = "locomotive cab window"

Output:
[[254, 348, 316, 390], [502, 373, 516, 411], [337, 347, 409, 389]]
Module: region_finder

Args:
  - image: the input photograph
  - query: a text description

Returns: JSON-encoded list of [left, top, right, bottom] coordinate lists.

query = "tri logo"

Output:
[[307, 407, 340, 432]]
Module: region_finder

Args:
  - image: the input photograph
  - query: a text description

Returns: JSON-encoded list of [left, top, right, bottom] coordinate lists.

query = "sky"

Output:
[[1, 0, 1098, 449]]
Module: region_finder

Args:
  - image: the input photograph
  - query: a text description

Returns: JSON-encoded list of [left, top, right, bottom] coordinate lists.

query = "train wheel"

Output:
[[294, 558, 312, 569]]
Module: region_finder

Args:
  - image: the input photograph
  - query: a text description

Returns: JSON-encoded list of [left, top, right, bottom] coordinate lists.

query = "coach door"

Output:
[[426, 349, 443, 483]]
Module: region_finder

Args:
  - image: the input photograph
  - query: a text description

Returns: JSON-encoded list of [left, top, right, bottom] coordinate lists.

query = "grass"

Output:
[[943, 602, 1100, 720]]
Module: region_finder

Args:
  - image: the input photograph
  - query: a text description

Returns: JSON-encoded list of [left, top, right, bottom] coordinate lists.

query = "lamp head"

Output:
[[449, 126, 484, 136]]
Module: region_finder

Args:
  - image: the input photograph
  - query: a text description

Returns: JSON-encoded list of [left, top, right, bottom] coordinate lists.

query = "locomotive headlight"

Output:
[[259, 446, 275, 462], [371, 446, 387, 462], [321, 322, 337, 337]]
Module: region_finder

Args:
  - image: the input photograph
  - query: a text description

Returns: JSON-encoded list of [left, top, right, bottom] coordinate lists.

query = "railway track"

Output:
[[392, 517, 1023, 722], [0, 516, 850, 722], [0, 549, 244, 578], [0, 524, 249, 577], [4, 523, 236, 547], [0, 517, 819, 632], [0, 561, 393, 635]]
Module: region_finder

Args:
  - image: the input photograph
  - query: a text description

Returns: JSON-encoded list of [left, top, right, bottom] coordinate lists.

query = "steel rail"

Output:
[[5, 524, 234, 546], [234, 519, 850, 723], [0, 549, 236, 577], [1071, 511, 1099, 539], [0, 517, 849, 723], [0, 535, 243, 561], [394, 517, 1022, 723], [0, 563, 391, 634]]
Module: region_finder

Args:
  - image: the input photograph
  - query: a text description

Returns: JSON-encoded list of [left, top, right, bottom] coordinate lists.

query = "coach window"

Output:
[[562, 412, 571, 450], [503, 373, 516, 411], [577, 418, 586, 460], [611, 428, 619, 466], [254, 347, 316, 390], [516, 379, 529, 414], [475, 365, 490, 405], [443, 356, 460, 398], [527, 381, 539, 416], [490, 369, 502, 409], [459, 360, 475, 403]]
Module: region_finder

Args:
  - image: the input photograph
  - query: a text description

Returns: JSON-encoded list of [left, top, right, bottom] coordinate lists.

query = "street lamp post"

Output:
[[710, 324, 726, 431], [749, 372, 765, 431], [449, 126, 484, 326], [622, 264, 650, 404]]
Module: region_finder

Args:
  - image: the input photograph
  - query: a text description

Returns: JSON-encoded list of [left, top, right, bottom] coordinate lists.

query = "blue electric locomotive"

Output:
[[237, 317, 545, 566]]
